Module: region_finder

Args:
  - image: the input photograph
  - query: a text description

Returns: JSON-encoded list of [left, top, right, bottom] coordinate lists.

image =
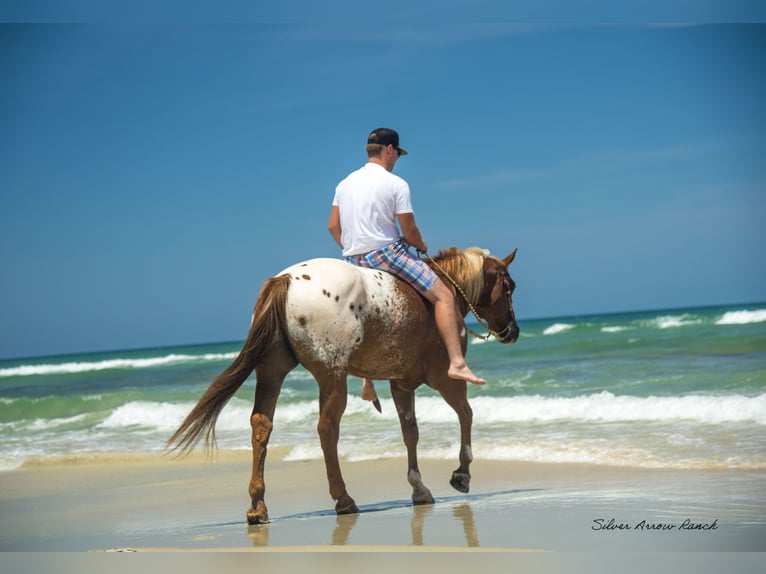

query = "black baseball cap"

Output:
[[367, 128, 408, 156]]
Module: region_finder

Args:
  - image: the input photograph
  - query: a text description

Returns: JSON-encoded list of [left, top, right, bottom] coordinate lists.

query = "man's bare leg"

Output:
[[362, 378, 378, 401], [426, 280, 487, 385], [362, 378, 382, 413]]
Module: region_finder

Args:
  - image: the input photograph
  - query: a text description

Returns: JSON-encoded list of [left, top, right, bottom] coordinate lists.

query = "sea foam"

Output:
[[649, 314, 702, 329], [716, 309, 766, 325], [98, 401, 199, 432], [601, 326, 629, 333], [0, 352, 239, 377], [93, 392, 766, 433], [543, 323, 575, 335], [413, 392, 766, 426]]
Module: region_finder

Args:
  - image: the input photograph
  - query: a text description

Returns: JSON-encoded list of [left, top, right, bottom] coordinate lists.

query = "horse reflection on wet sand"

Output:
[[168, 246, 519, 524], [246, 500, 481, 548]]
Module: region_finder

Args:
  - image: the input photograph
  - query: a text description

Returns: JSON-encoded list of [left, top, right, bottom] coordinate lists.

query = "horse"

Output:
[[167, 246, 519, 524]]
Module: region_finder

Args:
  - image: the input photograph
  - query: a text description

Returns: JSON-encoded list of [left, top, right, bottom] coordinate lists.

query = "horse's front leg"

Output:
[[437, 381, 473, 493], [316, 372, 358, 515], [390, 380, 434, 505]]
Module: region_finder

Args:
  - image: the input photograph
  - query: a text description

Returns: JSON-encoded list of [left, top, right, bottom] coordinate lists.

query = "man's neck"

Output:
[[368, 157, 392, 172]]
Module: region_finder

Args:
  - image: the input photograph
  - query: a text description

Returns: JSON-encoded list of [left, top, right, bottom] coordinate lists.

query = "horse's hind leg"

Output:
[[390, 381, 434, 505], [436, 381, 473, 493], [316, 371, 358, 515], [246, 353, 296, 525]]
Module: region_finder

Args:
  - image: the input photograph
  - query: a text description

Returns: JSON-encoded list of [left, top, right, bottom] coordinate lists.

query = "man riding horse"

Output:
[[168, 128, 519, 524], [328, 127, 486, 405]]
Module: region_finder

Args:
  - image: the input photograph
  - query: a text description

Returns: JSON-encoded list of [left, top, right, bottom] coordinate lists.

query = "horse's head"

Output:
[[474, 248, 519, 344], [429, 246, 520, 344]]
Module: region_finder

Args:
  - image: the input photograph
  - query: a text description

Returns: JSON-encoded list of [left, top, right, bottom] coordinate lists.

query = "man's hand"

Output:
[[397, 212, 427, 253]]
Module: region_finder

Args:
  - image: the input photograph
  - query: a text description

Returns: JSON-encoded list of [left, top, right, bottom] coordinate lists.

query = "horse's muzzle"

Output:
[[496, 323, 520, 345]]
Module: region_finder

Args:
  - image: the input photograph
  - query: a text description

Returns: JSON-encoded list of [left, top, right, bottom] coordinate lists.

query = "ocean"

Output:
[[1, 303, 764, 472]]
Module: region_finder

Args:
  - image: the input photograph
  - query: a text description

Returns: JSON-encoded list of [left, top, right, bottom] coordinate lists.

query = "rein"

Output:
[[419, 250, 513, 342]]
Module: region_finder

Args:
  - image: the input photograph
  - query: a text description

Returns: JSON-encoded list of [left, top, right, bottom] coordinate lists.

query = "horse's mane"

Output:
[[429, 246, 491, 303]]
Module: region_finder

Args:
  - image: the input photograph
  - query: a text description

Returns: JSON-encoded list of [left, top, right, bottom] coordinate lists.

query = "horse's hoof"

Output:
[[246, 503, 269, 525], [335, 495, 359, 515], [450, 471, 471, 493], [413, 489, 435, 505]]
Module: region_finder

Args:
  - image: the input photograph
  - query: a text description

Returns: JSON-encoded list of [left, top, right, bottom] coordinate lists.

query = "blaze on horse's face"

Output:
[[477, 249, 519, 344]]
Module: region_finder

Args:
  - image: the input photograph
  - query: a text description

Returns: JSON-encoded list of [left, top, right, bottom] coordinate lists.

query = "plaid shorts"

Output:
[[345, 240, 437, 294]]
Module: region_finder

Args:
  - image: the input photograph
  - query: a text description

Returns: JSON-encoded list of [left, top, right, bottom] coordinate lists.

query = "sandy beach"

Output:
[[1, 450, 764, 553]]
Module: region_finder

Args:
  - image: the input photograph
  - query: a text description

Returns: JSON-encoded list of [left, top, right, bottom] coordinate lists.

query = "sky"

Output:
[[1, 20, 765, 359]]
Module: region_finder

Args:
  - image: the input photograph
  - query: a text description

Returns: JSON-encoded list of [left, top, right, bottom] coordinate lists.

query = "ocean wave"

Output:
[[524, 307, 764, 336], [716, 309, 766, 325], [543, 323, 575, 336], [27, 413, 90, 431], [456, 440, 764, 470], [8, 389, 765, 438], [470, 441, 666, 467], [95, 395, 387, 434], [413, 392, 766, 426], [81, 392, 766, 434], [4, 392, 764, 471], [469, 334, 497, 345], [644, 314, 703, 329], [98, 401, 202, 432], [601, 326, 630, 333], [280, 437, 765, 470], [96, 397, 295, 435], [0, 352, 239, 378]]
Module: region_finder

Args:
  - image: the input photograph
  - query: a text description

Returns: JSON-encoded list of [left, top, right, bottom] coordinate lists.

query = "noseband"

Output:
[[422, 252, 515, 342]]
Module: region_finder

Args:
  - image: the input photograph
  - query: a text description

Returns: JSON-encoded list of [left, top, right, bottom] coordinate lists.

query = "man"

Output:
[[328, 128, 486, 406]]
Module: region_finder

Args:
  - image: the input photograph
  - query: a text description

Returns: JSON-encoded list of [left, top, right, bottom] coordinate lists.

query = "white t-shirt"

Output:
[[332, 162, 414, 257]]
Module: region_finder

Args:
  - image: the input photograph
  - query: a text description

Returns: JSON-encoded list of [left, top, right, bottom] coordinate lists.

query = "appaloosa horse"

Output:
[[168, 246, 519, 524]]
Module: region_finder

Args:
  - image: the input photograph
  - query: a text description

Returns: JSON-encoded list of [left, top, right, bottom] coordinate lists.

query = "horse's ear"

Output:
[[502, 248, 518, 267]]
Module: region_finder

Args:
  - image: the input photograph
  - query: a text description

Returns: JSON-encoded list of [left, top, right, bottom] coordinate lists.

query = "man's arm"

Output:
[[328, 205, 343, 248], [397, 212, 428, 253]]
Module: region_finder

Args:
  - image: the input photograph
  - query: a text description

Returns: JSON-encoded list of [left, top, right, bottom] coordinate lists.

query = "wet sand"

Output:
[[1, 451, 764, 554]]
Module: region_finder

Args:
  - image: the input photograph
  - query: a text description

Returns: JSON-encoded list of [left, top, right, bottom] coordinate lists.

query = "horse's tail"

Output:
[[166, 273, 292, 456]]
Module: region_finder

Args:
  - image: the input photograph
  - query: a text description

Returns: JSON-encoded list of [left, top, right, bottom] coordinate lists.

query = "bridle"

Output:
[[420, 251, 516, 342]]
